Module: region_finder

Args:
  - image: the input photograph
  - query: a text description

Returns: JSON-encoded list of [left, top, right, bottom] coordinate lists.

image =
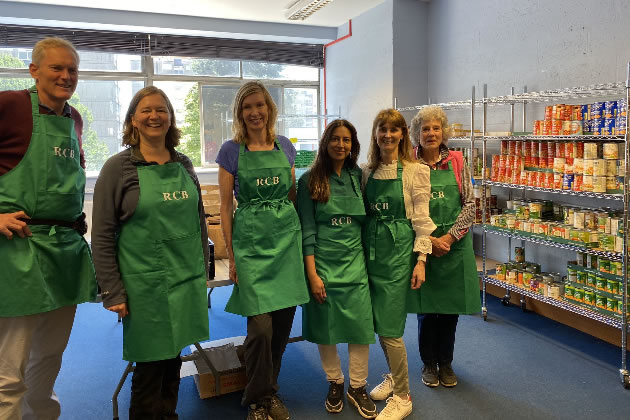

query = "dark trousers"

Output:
[[417, 314, 459, 366], [242, 306, 297, 406], [129, 355, 182, 420]]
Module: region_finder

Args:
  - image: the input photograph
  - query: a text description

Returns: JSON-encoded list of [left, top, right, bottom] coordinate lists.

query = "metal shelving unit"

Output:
[[480, 73, 630, 388]]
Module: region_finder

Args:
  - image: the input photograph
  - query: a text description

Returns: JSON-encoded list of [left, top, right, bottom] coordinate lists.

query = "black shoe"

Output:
[[268, 394, 290, 420], [247, 404, 269, 420], [438, 363, 458, 387], [347, 385, 377, 419], [325, 381, 344, 413], [421, 364, 439, 387]]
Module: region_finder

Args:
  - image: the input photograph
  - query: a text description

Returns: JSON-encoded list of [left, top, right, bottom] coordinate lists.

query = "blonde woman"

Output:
[[362, 109, 435, 420], [216, 81, 309, 420]]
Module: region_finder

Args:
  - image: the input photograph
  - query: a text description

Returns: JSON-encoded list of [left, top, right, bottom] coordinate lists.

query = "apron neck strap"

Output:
[[239, 138, 279, 155], [29, 87, 39, 116]]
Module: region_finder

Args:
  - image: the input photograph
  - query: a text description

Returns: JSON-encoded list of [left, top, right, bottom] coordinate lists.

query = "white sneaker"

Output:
[[375, 395, 412, 420], [369, 373, 394, 401]]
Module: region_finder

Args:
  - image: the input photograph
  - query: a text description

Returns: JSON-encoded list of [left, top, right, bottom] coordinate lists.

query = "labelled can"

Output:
[[553, 173, 563, 189], [575, 141, 585, 158], [539, 141, 548, 157], [593, 176, 607, 193], [584, 290, 595, 306], [610, 217, 621, 236], [596, 276, 607, 291], [573, 210, 585, 229], [509, 141, 517, 155], [562, 174, 574, 190], [501, 140, 509, 155], [584, 211, 596, 230], [515, 141, 524, 157], [573, 157, 584, 174], [605, 159, 618, 176], [617, 115, 627, 135], [576, 251, 586, 266], [599, 233, 615, 252], [596, 294, 607, 309], [605, 100, 617, 118], [565, 285, 575, 299], [562, 120, 572, 136], [555, 142, 565, 157], [570, 121, 583, 135], [582, 175, 593, 191], [606, 280, 620, 295], [569, 228, 582, 242], [619, 98, 628, 117], [564, 206, 575, 225], [531, 141, 540, 157], [529, 202, 543, 219], [553, 157, 566, 173], [565, 142, 575, 158], [603, 143, 620, 159], [611, 260, 623, 276], [603, 118, 616, 136], [596, 212, 611, 233], [565, 157, 574, 174], [515, 247, 525, 263], [591, 101, 604, 119], [607, 298, 617, 313], [551, 120, 563, 136], [573, 288, 585, 302], [617, 300, 624, 315], [572, 174, 583, 191], [576, 271, 588, 284], [567, 267, 577, 282], [587, 254, 598, 270], [584, 143, 599, 159], [581, 104, 590, 121], [587, 272, 597, 288], [496, 263, 506, 280], [542, 120, 552, 135], [592, 118, 604, 135], [545, 106, 553, 120], [583, 159, 594, 175], [592, 159, 606, 176], [616, 236, 623, 253]]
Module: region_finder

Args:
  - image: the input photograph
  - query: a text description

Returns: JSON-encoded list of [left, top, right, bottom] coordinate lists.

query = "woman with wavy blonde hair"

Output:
[[361, 109, 435, 420]]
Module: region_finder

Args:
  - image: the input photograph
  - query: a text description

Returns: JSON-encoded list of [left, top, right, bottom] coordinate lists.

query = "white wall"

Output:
[[426, 0, 630, 102], [324, 1, 394, 164]]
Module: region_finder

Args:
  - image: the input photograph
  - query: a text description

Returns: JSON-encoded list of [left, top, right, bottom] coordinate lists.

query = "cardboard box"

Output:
[[200, 184, 221, 217], [185, 337, 247, 399], [207, 223, 228, 259]]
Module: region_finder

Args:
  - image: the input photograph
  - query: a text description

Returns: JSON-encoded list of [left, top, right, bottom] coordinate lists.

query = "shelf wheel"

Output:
[[623, 373, 630, 389], [501, 294, 510, 306], [520, 297, 527, 312], [482, 307, 488, 321]]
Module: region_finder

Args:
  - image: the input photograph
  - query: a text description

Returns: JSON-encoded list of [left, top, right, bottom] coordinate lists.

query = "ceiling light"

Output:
[[285, 0, 335, 21]]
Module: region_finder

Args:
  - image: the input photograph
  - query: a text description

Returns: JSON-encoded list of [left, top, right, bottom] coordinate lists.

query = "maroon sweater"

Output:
[[0, 89, 85, 175]]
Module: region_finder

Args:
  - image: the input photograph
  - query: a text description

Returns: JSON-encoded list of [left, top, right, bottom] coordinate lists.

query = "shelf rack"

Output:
[[483, 276, 628, 330], [479, 72, 630, 388]]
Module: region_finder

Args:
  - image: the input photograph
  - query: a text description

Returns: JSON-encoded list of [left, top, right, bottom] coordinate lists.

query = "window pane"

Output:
[[154, 81, 202, 165], [283, 88, 318, 145], [200, 85, 281, 166], [154, 57, 240, 77], [0, 77, 33, 91], [78, 51, 142, 72], [74, 80, 144, 171], [0, 48, 31, 68], [243, 61, 318, 81]]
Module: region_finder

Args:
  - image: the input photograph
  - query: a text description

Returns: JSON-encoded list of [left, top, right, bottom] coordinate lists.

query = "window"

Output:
[[282, 87, 319, 146], [78, 52, 142, 72], [243, 61, 318, 81], [154, 57, 240, 77]]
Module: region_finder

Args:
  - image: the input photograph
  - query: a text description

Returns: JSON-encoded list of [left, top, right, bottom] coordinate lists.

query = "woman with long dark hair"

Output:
[[297, 119, 377, 418]]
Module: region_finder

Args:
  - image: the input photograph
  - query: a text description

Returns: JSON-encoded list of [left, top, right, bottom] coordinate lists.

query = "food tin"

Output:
[[592, 159, 606, 176], [610, 217, 621, 236], [567, 267, 578, 282], [603, 143, 620, 159], [593, 176, 607, 193], [584, 211, 596, 230], [573, 210, 585, 229], [583, 142, 599, 159], [573, 157, 584, 174], [615, 236, 624, 253], [551, 120, 563, 136], [596, 276, 607, 291], [596, 211, 610, 233], [599, 257, 611, 273], [576, 270, 588, 284], [515, 247, 525, 263], [506, 268, 517, 284], [603, 118, 616, 136], [573, 288, 585, 302], [592, 118, 604, 135], [586, 272, 597, 288], [496, 263, 506, 280], [599, 233, 616, 252], [611, 260, 623, 276], [616, 300, 624, 315], [582, 175, 593, 191], [619, 98, 628, 117], [607, 280, 620, 295], [583, 159, 594, 176], [548, 283, 562, 299], [605, 159, 618, 176], [587, 253, 598, 270], [596, 294, 607, 309], [572, 174, 583, 191], [591, 102, 604, 119], [562, 120, 572, 136], [605, 100, 618, 118], [617, 115, 627, 135], [576, 251, 586, 266], [562, 174, 574, 190], [569, 228, 582, 243], [584, 290, 595, 306], [607, 298, 617, 313], [565, 284, 575, 300]]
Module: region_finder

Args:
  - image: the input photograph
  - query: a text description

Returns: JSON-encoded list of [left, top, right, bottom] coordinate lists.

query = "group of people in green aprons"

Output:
[[0, 36, 479, 420], [295, 105, 481, 420]]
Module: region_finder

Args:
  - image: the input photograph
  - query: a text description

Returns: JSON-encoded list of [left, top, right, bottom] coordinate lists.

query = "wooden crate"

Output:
[[200, 184, 221, 217]]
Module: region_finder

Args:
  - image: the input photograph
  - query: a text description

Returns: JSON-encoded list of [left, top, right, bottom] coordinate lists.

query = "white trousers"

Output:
[[0, 305, 77, 420], [317, 343, 369, 388]]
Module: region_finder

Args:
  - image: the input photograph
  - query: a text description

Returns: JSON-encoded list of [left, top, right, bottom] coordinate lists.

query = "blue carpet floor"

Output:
[[56, 284, 630, 419]]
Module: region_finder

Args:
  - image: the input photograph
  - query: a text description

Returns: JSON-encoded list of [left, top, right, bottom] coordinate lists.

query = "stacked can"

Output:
[[491, 140, 524, 185], [533, 104, 582, 136], [533, 99, 627, 136]]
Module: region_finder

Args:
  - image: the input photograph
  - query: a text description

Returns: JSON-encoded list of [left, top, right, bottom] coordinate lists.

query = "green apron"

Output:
[[406, 161, 481, 314], [0, 88, 96, 317], [117, 162, 209, 362], [225, 140, 309, 317], [302, 169, 374, 345], [363, 162, 416, 338]]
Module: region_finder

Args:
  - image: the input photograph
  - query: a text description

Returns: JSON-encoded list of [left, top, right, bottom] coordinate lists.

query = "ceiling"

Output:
[[5, 0, 390, 27]]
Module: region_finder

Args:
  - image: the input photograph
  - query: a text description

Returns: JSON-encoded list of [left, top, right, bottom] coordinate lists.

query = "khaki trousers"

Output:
[[379, 336, 410, 397], [317, 343, 369, 388], [0, 305, 76, 420]]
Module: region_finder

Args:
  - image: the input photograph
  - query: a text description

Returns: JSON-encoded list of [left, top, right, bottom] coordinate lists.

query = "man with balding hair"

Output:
[[0, 37, 96, 419]]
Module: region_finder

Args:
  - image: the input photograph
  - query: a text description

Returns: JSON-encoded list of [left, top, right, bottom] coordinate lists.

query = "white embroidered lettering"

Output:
[[163, 193, 172, 201], [181, 191, 189, 199], [53, 147, 62, 157]]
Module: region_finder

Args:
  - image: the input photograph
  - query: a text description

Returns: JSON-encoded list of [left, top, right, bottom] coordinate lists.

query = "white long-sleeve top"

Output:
[[361, 161, 436, 261]]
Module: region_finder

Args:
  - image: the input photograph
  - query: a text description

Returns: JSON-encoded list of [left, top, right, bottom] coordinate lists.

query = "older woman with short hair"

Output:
[[406, 105, 480, 389]]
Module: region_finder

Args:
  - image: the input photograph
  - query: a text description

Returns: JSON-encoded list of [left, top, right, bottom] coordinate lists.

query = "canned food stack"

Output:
[[565, 253, 628, 318], [451, 147, 483, 178], [473, 185, 497, 223], [532, 99, 627, 136], [488, 202, 624, 254], [493, 247, 565, 298], [489, 139, 624, 194]]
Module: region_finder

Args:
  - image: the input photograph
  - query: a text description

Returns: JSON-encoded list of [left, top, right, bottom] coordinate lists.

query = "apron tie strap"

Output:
[[369, 215, 407, 261]]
